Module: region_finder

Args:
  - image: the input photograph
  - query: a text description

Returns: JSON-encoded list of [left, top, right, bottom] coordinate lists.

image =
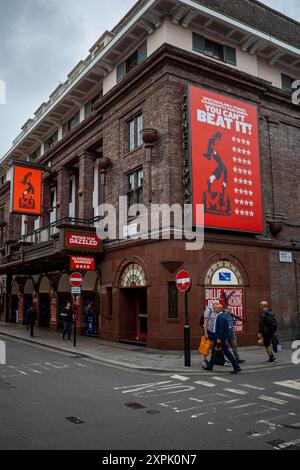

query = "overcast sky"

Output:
[[0, 0, 299, 158]]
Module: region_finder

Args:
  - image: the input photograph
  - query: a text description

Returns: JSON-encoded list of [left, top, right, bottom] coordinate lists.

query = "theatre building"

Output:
[[0, 0, 300, 349]]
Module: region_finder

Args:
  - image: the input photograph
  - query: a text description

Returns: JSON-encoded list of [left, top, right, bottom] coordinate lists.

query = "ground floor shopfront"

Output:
[[1, 237, 300, 349], [1, 271, 101, 337]]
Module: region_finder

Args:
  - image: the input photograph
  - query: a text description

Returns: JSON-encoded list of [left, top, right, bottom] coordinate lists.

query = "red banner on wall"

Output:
[[189, 85, 263, 233], [206, 288, 245, 333], [65, 233, 101, 251], [70, 256, 95, 271], [10, 162, 43, 216], [50, 297, 57, 325]]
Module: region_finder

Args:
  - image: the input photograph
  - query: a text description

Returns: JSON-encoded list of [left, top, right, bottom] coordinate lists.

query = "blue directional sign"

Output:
[[219, 272, 231, 282]]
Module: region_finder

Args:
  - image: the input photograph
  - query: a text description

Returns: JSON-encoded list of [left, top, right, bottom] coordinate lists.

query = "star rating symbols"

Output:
[[233, 157, 237, 162]]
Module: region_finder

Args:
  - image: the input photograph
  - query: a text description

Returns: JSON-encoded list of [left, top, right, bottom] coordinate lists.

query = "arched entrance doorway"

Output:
[[39, 276, 51, 328], [205, 261, 245, 334], [10, 280, 20, 323], [119, 263, 148, 344], [81, 271, 100, 336], [24, 278, 34, 325], [57, 273, 72, 331]]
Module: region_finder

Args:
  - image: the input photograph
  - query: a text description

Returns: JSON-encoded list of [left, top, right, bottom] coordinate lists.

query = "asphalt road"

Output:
[[1, 335, 300, 450]]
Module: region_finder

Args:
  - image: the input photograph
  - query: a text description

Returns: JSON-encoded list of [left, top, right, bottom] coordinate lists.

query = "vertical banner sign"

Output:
[[206, 288, 245, 333], [10, 162, 43, 216], [189, 85, 263, 233]]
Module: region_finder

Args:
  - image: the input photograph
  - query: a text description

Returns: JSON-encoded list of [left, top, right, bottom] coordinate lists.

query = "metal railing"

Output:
[[17, 216, 101, 246]]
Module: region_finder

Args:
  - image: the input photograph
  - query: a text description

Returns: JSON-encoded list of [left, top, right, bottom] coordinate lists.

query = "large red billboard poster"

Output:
[[189, 85, 263, 233]]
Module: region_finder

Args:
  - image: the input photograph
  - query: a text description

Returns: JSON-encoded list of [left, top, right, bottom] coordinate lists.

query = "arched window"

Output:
[[205, 261, 243, 286], [120, 264, 146, 288]]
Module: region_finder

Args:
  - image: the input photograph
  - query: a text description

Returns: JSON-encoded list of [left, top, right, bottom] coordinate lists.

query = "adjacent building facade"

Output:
[[0, 0, 300, 349]]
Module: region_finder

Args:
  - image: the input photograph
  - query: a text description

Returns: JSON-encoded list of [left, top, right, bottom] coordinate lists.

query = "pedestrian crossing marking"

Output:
[[241, 384, 266, 391], [274, 379, 300, 391], [231, 402, 256, 410], [276, 391, 300, 401], [211, 376, 232, 383], [171, 375, 190, 382], [194, 380, 216, 388], [258, 395, 287, 405]]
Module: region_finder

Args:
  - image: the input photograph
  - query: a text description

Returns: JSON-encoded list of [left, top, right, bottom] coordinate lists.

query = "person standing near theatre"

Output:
[[202, 301, 220, 366], [226, 310, 245, 365], [258, 301, 278, 363], [203, 304, 242, 374], [26, 303, 37, 338], [61, 302, 73, 341]]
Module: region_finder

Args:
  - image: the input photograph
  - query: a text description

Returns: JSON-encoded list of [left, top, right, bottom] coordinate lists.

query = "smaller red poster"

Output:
[[206, 288, 245, 333], [70, 256, 95, 271], [10, 164, 43, 216], [18, 296, 24, 323], [50, 297, 57, 325]]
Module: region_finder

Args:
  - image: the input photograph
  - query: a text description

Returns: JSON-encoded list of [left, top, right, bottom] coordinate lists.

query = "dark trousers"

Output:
[[62, 321, 73, 340], [29, 322, 34, 338], [207, 338, 240, 371]]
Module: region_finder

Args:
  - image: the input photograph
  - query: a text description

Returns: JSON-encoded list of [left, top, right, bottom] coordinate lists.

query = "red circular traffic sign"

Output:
[[176, 270, 192, 292], [70, 272, 83, 287]]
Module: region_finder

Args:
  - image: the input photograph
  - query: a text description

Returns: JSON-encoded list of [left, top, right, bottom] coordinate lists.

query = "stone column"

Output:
[[78, 151, 96, 221], [56, 168, 70, 221], [41, 177, 52, 226]]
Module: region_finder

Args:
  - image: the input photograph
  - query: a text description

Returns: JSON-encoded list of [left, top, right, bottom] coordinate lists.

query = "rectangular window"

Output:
[[282, 73, 295, 92], [107, 287, 113, 317], [69, 180, 73, 203], [117, 41, 147, 83], [62, 111, 80, 137], [44, 130, 58, 152], [168, 282, 178, 319], [126, 169, 144, 208], [0, 207, 4, 222], [84, 92, 102, 118], [127, 113, 143, 153], [193, 33, 237, 66]]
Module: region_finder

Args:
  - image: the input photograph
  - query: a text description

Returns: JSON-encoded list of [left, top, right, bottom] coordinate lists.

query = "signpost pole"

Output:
[[176, 270, 192, 368], [184, 290, 191, 368], [73, 295, 77, 348]]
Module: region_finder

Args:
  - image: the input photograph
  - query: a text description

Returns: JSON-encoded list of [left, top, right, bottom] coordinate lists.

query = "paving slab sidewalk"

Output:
[[0, 322, 294, 373]]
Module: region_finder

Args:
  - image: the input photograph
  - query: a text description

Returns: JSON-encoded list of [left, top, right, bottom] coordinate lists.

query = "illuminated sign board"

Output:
[[189, 85, 263, 233]]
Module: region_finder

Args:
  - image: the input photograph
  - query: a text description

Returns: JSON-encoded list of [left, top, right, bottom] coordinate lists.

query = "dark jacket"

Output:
[[259, 309, 277, 336], [26, 307, 37, 324], [61, 307, 73, 323], [215, 311, 231, 340]]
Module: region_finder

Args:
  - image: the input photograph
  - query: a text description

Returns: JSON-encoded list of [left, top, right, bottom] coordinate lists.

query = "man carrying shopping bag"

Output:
[[200, 301, 220, 366]]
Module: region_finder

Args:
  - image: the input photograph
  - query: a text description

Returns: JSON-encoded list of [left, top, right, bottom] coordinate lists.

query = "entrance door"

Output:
[[136, 288, 147, 342], [39, 295, 50, 328]]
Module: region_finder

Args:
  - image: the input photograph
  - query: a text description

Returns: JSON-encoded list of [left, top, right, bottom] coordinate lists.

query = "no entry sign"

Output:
[[70, 272, 83, 287], [176, 270, 192, 292]]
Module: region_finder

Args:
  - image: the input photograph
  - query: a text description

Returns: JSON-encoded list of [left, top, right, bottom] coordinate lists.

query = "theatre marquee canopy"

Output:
[[188, 84, 263, 234]]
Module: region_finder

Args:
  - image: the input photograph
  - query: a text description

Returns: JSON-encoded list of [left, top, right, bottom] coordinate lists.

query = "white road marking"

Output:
[[258, 396, 287, 405], [271, 438, 300, 450], [45, 362, 69, 369], [171, 375, 190, 382], [276, 391, 300, 401], [273, 380, 300, 391], [114, 381, 171, 392], [241, 384, 266, 391], [194, 380, 216, 388], [224, 388, 249, 396], [248, 420, 282, 438], [231, 403, 256, 410], [211, 376, 232, 383], [227, 429, 233, 432], [8, 366, 28, 376]]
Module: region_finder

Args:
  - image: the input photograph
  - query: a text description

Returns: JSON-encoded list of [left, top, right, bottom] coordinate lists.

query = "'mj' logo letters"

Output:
[[0, 340, 6, 365], [0, 80, 6, 105]]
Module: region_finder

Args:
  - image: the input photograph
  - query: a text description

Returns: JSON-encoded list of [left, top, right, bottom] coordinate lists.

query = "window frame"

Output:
[[192, 32, 237, 67], [126, 113, 143, 154]]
